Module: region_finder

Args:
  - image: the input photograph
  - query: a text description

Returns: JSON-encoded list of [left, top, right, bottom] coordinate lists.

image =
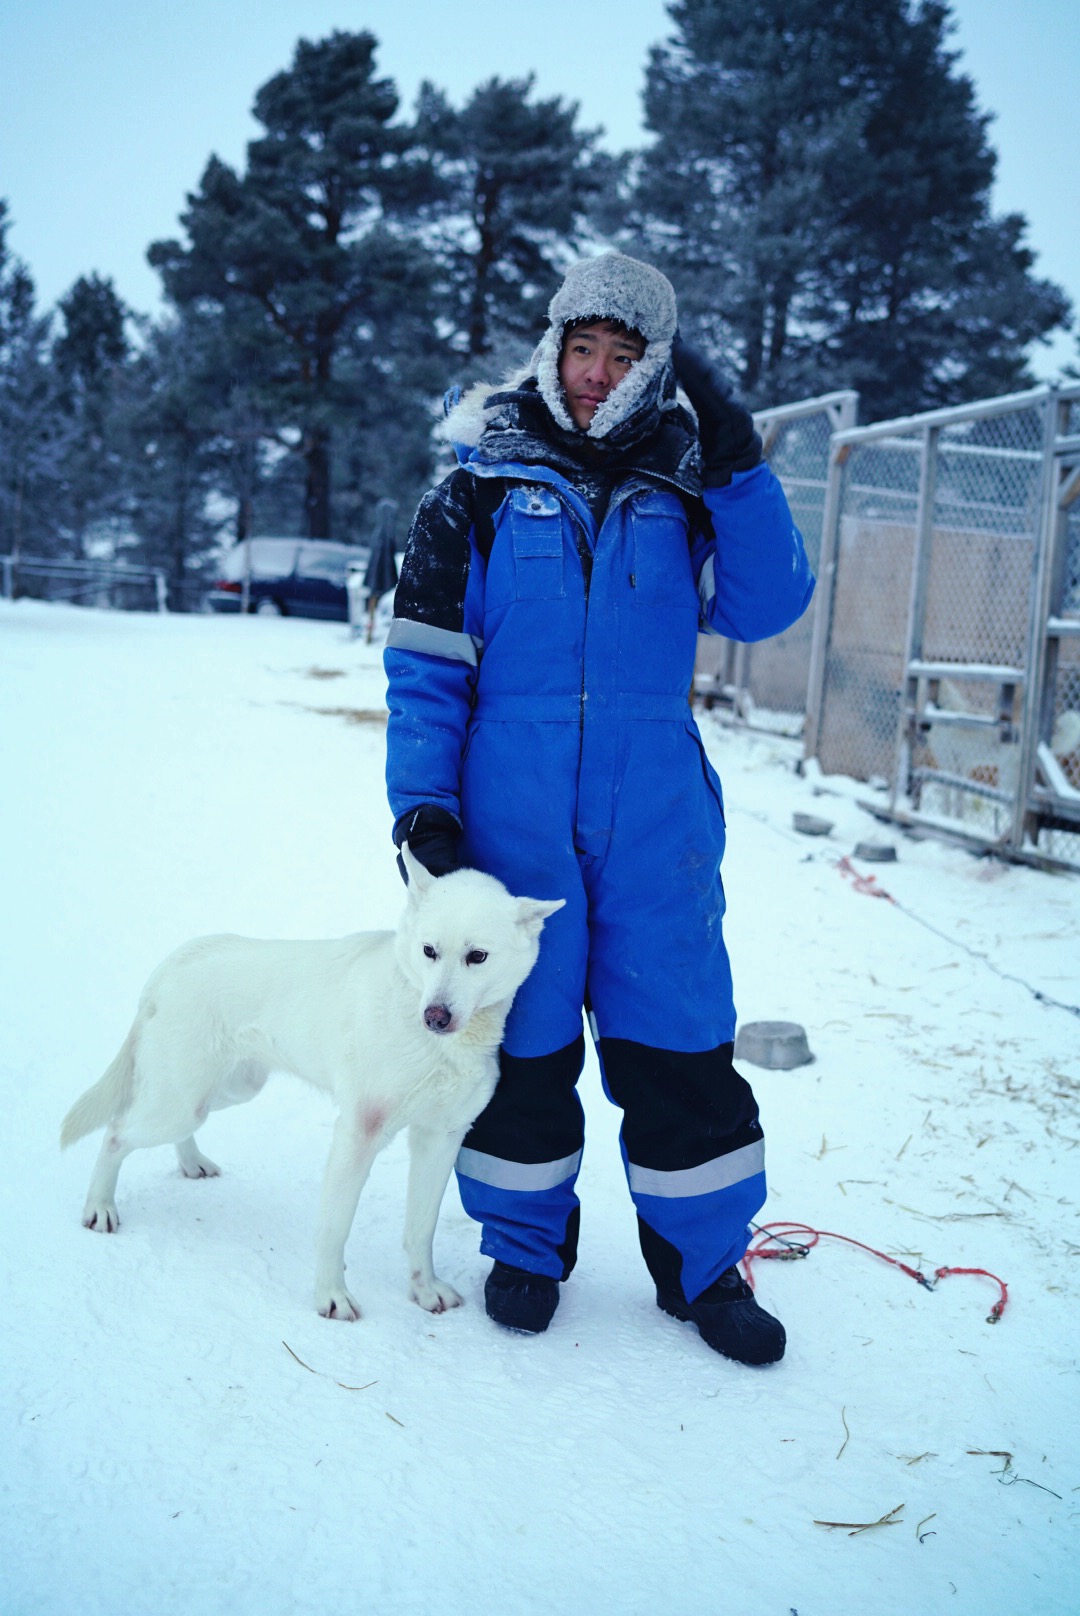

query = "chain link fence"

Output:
[[0, 555, 215, 612], [805, 432, 921, 779], [1, 555, 169, 612], [694, 391, 857, 730], [1036, 392, 1080, 862], [804, 384, 1080, 870]]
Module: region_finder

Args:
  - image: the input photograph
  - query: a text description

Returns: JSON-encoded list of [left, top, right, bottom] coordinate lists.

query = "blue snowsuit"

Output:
[[385, 428, 813, 1303]]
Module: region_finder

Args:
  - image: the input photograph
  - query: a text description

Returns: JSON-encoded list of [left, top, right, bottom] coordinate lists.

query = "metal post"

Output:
[[241, 534, 252, 616], [802, 439, 849, 761], [891, 424, 939, 811], [828, 392, 859, 436], [1011, 388, 1063, 850]]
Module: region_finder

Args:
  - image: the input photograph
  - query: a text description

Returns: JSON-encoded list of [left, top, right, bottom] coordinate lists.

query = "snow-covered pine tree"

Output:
[[0, 202, 60, 560], [51, 274, 131, 559], [412, 75, 610, 366], [634, 0, 1069, 416], [148, 31, 441, 540]]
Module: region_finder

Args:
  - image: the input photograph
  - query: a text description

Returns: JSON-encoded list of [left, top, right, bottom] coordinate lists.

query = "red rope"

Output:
[[742, 1220, 1008, 1324], [835, 855, 898, 902], [933, 1265, 1009, 1324]]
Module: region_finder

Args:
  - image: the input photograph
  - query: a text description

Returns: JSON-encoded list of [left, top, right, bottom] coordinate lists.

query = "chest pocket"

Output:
[[630, 491, 694, 607], [505, 485, 565, 600]]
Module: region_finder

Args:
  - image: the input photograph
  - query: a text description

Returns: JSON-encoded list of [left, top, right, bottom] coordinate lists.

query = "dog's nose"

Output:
[[424, 1004, 453, 1033]]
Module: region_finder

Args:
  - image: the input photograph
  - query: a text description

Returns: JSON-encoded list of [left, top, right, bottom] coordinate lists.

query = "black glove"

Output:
[[672, 333, 762, 488], [393, 804, 463, 884]]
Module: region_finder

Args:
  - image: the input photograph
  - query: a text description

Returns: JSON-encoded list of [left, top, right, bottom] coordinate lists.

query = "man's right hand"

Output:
[[672, 334, 762, 488], [393, 804, 462, 882]]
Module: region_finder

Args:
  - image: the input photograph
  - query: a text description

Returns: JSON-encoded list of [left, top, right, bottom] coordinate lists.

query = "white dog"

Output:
[[60, 845, 563, 1321]]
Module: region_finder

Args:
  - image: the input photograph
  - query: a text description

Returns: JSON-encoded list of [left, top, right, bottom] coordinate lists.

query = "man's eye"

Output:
[[423, 945, 437, 960], [466, 949, 488, 966]]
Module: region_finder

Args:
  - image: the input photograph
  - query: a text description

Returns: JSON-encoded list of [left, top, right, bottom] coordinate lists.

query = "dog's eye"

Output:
[[423, 945, 438, 960], [466, 949, 488, 966]]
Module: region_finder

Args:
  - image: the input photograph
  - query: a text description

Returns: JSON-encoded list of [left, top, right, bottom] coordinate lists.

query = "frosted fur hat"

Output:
[[533, 252, 679, 439]]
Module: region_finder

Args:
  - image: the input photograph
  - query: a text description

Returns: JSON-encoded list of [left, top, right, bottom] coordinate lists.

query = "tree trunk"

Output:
[[236, 493, 254, 545], [172, 439, 190, 580], [235, 436, 256, 543], [741, 294, 766, 394], [12, 468, 24, 563], [304, 424, 332, 539], [768, 281, 792, 372], [467, 192, 499, 360]]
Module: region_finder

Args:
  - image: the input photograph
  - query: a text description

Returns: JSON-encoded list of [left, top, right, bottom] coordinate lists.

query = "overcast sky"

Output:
[[2, 0, 1076, 379]]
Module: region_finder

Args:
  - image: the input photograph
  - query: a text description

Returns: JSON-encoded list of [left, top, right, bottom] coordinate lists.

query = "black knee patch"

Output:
[[464, 1035, 586, 1164], [598, 1038, 762, 1171]]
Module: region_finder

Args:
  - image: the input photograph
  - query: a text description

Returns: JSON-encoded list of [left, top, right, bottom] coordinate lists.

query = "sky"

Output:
[[1, 0, 1077, 380]]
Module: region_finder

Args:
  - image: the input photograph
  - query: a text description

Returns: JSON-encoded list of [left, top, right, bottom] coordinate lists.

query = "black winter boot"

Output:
[[484, 1261, 560, 1334], [657, 1266, 786, 1365]]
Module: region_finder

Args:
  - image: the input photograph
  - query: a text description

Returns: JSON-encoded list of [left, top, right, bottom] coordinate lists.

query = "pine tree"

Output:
[[0, 202, 60, 561], [149, 31, 440, 539], [635, 0, 1070, 416], [413, 76, 608, 365], [118, 316, 223, 605], [51, 274, 131, 556]]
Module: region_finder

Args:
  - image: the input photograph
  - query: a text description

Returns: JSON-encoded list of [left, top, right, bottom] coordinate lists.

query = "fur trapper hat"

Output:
[[533, 252, 678, 438]]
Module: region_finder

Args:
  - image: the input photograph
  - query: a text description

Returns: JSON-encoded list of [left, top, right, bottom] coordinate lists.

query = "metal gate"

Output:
[[694, 390, 858, 727], [804, 384, 1080, 869]]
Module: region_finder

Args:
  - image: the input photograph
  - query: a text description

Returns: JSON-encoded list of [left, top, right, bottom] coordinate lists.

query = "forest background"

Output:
[[1, 0, 1076, 603]]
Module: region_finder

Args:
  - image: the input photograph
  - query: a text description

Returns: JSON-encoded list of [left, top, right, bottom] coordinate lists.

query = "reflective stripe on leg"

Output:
[[627, 1138, 764, 1198], [635, 1170, 766, 1304], [457, 1146, 583, 1192], [456, 1035, 587, 1281], [596, 1035, 767, 1302]]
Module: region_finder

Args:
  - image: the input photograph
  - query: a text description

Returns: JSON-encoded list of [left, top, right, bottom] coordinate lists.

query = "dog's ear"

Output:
[[401, 841, 434, 896], [515, 897, 565, 938]]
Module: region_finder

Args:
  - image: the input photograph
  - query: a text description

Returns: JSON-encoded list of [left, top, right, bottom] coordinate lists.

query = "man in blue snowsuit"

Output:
[[384, 253, 813, 1364]]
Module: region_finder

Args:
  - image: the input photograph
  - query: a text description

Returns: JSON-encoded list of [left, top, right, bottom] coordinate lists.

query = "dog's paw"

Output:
[[316, 1287, 361, 1323], [82, 1200, 120, 1233], [409, 1274, 464, 1314], [179, 1151, 221, 1180]]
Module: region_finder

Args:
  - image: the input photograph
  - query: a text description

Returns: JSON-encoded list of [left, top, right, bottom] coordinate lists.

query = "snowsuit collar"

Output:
[[447, 375, 703, 503]]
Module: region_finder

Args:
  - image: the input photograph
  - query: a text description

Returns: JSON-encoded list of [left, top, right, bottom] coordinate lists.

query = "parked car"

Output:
[[206, 537, 369, 621]]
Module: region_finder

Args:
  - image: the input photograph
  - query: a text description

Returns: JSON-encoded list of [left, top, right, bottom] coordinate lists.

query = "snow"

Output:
[[2, 597, 1078, 1616]]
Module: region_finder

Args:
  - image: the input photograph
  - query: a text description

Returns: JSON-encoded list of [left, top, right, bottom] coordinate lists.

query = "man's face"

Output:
[[558, 320, 646, 430]]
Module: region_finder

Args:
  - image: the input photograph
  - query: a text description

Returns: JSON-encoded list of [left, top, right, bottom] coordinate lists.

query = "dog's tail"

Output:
[[60, 1029, 136, 1149]]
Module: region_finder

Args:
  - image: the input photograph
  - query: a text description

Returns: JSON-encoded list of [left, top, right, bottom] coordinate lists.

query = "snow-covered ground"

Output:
[[2, 598, 1077, 1616]]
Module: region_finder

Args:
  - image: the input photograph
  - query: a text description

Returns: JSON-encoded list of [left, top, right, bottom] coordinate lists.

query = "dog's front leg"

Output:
[[403, 1124, 468, 1313], [313, 1113, 381, 1321]]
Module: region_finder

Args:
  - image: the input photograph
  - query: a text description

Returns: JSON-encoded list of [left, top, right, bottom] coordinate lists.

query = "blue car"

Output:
[[207, 537, 369, 620]]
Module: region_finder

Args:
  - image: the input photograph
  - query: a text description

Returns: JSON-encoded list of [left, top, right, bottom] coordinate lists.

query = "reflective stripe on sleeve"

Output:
[[627, 1139, 764, 1199], [456, 1145, 583, 1192], [386, 618, 483, 665]]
